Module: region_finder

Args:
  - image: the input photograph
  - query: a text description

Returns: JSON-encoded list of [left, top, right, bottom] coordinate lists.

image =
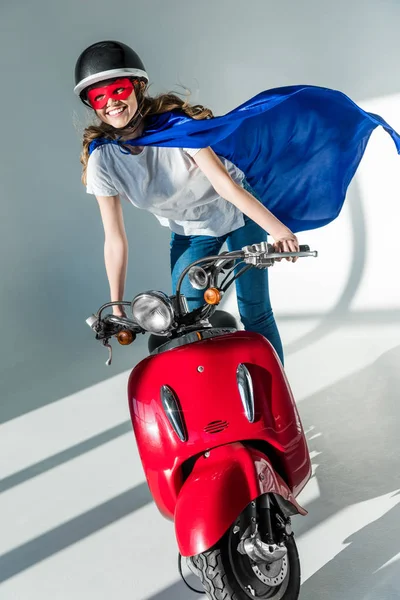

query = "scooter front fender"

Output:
[[175, 442, 306, 557]]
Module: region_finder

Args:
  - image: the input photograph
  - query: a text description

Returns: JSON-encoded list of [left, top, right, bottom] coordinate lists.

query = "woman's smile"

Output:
[[100, 100, 134, 127], [96, 89, 139, 127], [107, 105, 127, 118]]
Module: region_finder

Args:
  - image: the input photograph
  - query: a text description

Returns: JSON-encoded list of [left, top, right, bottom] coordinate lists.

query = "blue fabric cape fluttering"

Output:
[[89, 85, 400, 233]]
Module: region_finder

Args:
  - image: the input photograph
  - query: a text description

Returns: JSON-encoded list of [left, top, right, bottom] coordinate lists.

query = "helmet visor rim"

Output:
[[74, 67, 148, 97]]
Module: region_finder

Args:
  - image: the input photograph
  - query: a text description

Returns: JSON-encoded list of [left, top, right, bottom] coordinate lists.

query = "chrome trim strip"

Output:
[[151, 327, 236, 355], [160, 385, 187, 442], [236, 363, 255, 423]]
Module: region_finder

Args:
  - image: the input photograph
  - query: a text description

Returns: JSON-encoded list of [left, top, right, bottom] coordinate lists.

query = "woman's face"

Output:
[[88, 78, 139, 128]]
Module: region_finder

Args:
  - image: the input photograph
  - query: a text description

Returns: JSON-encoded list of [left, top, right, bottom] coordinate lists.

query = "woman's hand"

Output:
[[272, 229, 299, 262], [112, 304, 127, 318]]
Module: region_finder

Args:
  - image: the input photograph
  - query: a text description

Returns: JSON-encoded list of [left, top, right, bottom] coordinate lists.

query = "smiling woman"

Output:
[[87, 78, 138, 124], [74, 40, 301, 365]]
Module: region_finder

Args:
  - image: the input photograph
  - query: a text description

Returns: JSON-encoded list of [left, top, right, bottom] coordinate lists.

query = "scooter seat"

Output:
[[208, 309, 238, 329]]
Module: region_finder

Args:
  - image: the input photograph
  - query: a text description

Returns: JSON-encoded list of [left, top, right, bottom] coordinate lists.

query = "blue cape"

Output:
[[89, 85, 400, 233]]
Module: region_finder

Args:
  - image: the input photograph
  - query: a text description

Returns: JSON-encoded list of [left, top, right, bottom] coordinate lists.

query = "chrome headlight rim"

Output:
[[131, 290, 175, 334]]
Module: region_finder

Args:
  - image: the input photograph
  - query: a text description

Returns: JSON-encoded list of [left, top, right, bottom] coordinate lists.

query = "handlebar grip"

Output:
[[299, 245, 310, 252]]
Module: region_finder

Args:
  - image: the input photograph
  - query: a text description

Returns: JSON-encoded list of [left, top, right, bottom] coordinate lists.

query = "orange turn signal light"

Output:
[[204, 287, 222, 305], [117, 330, 135, 345]]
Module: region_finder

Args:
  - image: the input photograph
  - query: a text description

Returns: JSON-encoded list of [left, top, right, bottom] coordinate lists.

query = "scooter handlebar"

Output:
[[241, 242, 318, 267], [87, 241, 318, 365]]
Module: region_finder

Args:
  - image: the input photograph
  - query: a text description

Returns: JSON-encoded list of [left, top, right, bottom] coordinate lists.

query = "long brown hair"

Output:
[[80, 80, 213, 184]]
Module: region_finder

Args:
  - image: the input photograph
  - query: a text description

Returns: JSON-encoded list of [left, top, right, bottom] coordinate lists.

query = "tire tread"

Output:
[[188, 533, 300, 600], [190, 549, 239, 600]]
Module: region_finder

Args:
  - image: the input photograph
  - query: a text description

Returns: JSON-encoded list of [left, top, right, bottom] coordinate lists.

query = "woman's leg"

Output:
[[170, 232, 224, 310], [226, 216, 284, 364]]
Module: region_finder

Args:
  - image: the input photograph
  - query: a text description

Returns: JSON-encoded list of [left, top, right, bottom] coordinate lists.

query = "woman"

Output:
[[74, 40, 299, 364]]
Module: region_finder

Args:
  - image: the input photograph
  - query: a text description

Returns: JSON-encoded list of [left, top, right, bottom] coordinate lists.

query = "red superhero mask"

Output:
[[87, 78, 135, 110]]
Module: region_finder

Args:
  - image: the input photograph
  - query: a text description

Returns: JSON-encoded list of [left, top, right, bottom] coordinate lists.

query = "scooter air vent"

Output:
[[204, 420, 229, 434]]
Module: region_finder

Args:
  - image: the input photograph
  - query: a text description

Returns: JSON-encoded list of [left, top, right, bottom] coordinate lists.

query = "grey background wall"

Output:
[[2, 2, 400, 599], [1, 0, 400, 423]]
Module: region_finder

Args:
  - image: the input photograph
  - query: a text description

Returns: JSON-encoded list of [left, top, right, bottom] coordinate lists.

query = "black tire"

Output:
[[188, 530, 300, 600]]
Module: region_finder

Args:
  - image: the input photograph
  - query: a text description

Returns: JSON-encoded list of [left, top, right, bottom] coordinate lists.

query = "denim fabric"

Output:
[[170, 183, 284, 364]]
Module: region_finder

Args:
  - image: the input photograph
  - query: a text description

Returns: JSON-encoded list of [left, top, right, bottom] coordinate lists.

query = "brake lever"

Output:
[[86, 312, 139, 367], [103, 339, 113, 366], [242, 242, 318, 268]]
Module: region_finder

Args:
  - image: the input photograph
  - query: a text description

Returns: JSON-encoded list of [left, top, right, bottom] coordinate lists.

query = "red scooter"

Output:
[[87, 241, 317, 599]]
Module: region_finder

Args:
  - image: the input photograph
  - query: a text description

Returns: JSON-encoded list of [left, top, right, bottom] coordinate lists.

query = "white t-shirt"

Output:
[[86, 143, 246, 236]]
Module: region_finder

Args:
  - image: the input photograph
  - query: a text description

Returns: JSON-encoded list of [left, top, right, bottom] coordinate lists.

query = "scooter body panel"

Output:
[[128, 330, 311, 519], [174, 442, 306, 557]]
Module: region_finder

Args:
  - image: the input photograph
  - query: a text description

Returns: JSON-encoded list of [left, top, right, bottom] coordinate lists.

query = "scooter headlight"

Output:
[[131, 291, 174, 334]]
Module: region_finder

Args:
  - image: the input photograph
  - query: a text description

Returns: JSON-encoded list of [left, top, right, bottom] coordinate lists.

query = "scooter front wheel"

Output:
[[188, 525, 300, 599]]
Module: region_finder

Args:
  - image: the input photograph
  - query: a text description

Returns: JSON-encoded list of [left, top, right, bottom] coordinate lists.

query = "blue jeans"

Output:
[[170, 210, 284, 365]]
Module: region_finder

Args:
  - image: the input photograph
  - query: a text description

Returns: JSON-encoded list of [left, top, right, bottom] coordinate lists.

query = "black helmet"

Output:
[[74, 40, 148, 100]]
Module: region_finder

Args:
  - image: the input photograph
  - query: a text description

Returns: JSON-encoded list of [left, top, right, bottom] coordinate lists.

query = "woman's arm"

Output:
[[192, 147, 299, 255], [96, 194, 128, 316]]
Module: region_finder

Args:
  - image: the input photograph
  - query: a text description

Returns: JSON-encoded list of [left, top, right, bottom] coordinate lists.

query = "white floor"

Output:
[[1, 314, 400, 600]]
